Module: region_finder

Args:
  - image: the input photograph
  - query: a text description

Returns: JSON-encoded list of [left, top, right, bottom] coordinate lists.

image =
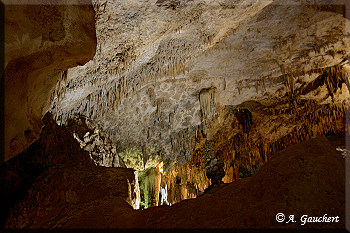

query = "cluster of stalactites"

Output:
[[199, 87, 217, 121], [51, 35, 210, 125], [211, 101, 348, 181], [50, 70, 68, 124], [169, 126, 199, 165], [234, 62, 350, 100]]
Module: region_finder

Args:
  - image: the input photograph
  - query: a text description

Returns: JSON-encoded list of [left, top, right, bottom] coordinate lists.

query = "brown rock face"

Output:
[[132, 135, 346, 229], [3, 133, 345, 229], [0, 113, 139, 228], [3, 0, 97, 161], [32, 0, 348, 209], [1, 0, 349, 229]]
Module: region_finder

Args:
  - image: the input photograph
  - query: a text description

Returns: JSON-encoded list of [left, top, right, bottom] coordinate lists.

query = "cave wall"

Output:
[[2, 0, 349, 227], [4, 133, 346, 228], [0, 113, 140, 228], [3, 0, 97, 161], [46, 0, 349, 206]]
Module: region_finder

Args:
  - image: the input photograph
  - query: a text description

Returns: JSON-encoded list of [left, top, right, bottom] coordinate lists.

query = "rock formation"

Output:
[[3, 0, 97, 161], [1, 0, 349, 229], [48, 0, 349, 207], [2, 132, 346, 228], [1, 113, 140, 228]]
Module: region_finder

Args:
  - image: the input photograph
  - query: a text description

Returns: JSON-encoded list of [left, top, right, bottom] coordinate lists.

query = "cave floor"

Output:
[[7, 134, 344, 229]]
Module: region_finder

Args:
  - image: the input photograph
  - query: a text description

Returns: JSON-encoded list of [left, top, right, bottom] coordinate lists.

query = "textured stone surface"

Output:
[[4, 134, 345, 229], [51, 0, 349, 164], [67, 115, 127, 167], [130, 135, 346, 229], [0, 113, 140, 228], [2, 0, 349, 228], [47, 0, 350, 207], [3, 0, 97, 161]]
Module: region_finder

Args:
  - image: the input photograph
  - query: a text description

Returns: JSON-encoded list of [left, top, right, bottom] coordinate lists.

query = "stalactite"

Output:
[[199, 87, 217, 121]]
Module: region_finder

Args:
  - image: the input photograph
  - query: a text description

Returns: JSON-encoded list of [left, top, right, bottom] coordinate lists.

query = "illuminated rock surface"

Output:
[[1, 0, 349, 229], [1, 113, 140, 228], [1, 126, 346, 228], [48, 0, 349, 207]]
